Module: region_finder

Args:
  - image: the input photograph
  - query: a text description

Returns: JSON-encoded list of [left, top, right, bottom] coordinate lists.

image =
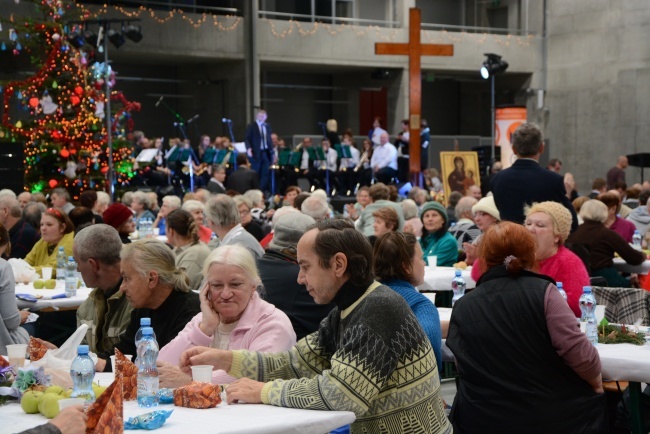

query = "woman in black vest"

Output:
[[447, 221, 607, 434]]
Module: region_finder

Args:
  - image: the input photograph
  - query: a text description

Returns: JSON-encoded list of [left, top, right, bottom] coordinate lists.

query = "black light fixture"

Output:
[[124, 25, 143, 43], [107, 29, 125, 49], [83, 29, 98, 48], [480, 53, 508, 79], [67, 31, 85, 49]]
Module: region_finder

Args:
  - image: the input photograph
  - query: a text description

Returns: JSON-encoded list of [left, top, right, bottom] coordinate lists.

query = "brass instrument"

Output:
[[293, 142, 303, 173], [354, 151, 369, 172], [223, 147, 233, 169], [182, 162, 208, 175]]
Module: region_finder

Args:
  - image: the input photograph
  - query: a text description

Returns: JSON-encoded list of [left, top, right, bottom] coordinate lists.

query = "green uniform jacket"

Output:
[[76, 285, 133, 354]]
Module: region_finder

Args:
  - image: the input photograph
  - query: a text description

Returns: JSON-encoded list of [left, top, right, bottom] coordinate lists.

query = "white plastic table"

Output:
[[14, 280, 91, 311], [418, 266, 476, 292], [613, 257, 650, 274]]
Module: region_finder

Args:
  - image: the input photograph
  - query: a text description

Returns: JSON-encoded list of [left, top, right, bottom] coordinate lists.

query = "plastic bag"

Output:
[[8, 258, 39, 283], [29, 324, 98, 388], [124, 410, 173, 430]]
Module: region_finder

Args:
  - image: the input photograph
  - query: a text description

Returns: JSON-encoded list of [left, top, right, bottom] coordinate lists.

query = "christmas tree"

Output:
[[0, 0, 139, 199]]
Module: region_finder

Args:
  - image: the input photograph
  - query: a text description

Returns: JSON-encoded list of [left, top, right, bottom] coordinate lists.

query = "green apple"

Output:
[[20, 390, 43, 414], [33, 280, 45, 289], [44, 279, 56, 289], [44, 385, 64, 395], [38, 393, 63, 418], [63, 389, 72, 398], [93, 385, 107, 398]]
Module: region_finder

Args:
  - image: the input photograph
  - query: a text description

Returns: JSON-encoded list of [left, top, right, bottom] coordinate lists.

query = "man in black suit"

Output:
[[227, 154, 260, 194], [490, 123, 578, 231], [244, 109, 274, 194], [206, 164, 227, 194]]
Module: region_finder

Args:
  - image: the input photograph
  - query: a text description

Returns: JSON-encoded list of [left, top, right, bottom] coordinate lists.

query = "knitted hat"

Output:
[[472, 196, 501, 221], [420, 201, 448, 225], [103, 203, 133, 229], [526, 201, 572, 243], [269, 212, 316, 250]]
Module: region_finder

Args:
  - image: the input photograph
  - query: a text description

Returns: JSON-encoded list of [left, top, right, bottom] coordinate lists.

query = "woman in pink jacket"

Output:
[[157, 244, 296, 387]]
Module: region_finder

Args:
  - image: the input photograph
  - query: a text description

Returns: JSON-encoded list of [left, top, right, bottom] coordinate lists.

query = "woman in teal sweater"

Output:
[[419, 201, 458, 266]]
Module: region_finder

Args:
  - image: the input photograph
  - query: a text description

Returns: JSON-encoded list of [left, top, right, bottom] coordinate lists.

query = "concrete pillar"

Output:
[[244, 0, 260, 122]]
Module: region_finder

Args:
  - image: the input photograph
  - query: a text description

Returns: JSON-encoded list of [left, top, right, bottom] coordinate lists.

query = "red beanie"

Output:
[[103, 203, 133, 229]]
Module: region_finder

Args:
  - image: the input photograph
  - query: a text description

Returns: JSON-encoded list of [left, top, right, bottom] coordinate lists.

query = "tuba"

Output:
[[354, 151, 369, 172]]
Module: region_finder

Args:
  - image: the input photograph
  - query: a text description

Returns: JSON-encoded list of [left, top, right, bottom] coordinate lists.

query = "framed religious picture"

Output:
[[440, 151, 481, 204]]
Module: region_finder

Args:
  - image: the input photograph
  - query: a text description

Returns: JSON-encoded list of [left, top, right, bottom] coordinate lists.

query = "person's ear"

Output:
[[539, 142, 545, 155], [332, 252, 348, 278], [148, 270, 159, 288], [88, 258, 99, 273]]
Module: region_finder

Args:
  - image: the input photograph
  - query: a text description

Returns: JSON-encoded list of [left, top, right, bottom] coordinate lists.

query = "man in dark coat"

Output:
[[226, 154, 260, 194], [490, 123, 578, 231], [244, 109, 274, 194]]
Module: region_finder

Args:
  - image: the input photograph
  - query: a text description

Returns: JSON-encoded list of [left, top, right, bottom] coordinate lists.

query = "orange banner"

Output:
[[496, 107, 527, 169]]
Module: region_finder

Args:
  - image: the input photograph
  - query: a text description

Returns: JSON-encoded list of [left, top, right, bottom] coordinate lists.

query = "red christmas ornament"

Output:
[[101, 166, 109, 174], [70, 95, 80, 106], [74, 86, 83, 96], [48, 179, 58, 188], [29, 97, 40, 108], [60, 149, 70, 158], [51, 131, 61, 140]]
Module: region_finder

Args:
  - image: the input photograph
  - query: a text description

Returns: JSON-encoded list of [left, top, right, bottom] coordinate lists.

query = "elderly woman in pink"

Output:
[[157, 244, 296, 387]]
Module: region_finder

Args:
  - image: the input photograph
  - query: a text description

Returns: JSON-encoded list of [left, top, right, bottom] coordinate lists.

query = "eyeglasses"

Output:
[[239, 208, 250, 216]]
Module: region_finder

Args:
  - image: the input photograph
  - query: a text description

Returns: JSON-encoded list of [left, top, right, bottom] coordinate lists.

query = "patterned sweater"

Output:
[[228, 282, 451, 434]]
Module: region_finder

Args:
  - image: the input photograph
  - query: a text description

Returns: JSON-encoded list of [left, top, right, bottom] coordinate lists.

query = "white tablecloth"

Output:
[[597, 342, 650, 383], [418, 267, 476, 292], [613, 257, 650, 274], [14, 280, 91, 311], [2, 373, 355, 434]]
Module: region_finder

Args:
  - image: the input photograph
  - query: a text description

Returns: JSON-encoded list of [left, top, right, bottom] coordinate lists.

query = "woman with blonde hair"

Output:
[[166, 209, 211, 291], [158, 244, 295, 387]]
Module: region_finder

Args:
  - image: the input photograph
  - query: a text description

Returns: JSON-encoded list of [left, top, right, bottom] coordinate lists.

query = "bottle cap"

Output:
[[455, 270, 462, 276], [557, 282, 563, 288], [59, 246, 64, 251], [77, 345, 89, 354], [583, 286, 592, 293], [68, 256, 74, 261], [142, 327, 153, 336], [141, 318, 151, 326]]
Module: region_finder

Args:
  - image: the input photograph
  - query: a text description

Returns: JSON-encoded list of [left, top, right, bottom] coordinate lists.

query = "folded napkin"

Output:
[[85, 377, 123, 434], [28, 337, 48, 362], [115, 348, 137, 401]]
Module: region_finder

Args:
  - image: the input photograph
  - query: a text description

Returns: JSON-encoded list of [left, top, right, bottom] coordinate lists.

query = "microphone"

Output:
[[155, 96, 163, 107], [173, 122, 184, 127], [187, 114, 200, 123], [222, 118, 232, 123]]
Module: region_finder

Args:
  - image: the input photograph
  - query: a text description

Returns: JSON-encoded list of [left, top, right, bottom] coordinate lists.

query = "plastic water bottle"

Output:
[[135, 318, 156, 348], [632, 230, 642, 250], [56, 247, 66, 280], [557, 282, 568, 301], [579, 286, 598, 345], [137, 327, 159, 407], [64, 256, 77, 297], [451, 270, 466, 306], [70, 345, 95, 405]]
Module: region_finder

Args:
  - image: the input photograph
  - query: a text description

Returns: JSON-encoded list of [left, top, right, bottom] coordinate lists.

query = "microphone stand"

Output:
[[223, 119, 238, 171]]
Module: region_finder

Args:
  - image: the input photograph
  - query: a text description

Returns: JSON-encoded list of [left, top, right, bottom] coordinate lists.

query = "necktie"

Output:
[[260, 124, 266, 150]]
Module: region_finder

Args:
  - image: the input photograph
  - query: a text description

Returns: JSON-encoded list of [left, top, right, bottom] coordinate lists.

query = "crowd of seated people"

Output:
[[9, 120, 650, 434]]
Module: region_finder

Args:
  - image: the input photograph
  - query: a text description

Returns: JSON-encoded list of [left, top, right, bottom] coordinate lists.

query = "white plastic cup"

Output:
[[58, 398, 86, 411], [153, 227, 160, 236], [6, 344, 27, 367], [427, 256, 437, 269], [595, 305, 606, 324], [110, 354, 133, 376], [191, 365, 213, 383], [41, 267, 53, 280]]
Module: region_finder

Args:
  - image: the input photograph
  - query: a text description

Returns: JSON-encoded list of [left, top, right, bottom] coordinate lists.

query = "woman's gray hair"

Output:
[[182, 199, 205, 213], [132, 191, 151, 210], [579, 199, 608, 223], [121, 191, 134, 207], [121, 239, 191, 292], [243, 190, 264, 208], [455, 196, 478, 219], [205, 194, 240, 228], [233, 195, 253, 210], [400, 199, 419, 220], [162, 195, 182, 209], [203, 244, 261, 287], [96, 191, 111, 207]]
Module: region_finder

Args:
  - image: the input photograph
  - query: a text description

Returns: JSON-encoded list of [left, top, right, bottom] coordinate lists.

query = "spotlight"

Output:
[[108, 29, 125, 49], [67, 31, 84, 49], [124, 25, 143, 43], [83, 29, 98, 48], [480, 53, 508, 79]]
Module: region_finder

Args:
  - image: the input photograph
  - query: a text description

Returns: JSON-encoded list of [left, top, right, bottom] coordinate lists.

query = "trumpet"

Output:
[[354, 151, 369, 172]]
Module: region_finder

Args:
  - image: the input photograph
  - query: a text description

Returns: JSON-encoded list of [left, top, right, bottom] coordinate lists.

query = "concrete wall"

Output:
[[544, 0, 650, 190]]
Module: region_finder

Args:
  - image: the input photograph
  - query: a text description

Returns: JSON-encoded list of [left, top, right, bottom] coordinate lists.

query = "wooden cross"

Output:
[[376, 8, 453, 178]]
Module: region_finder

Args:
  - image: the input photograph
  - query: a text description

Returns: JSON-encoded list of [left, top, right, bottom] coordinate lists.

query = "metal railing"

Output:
[[421, 22, 535, 36], [78, 0, 240, 16], [258, 10, 399, 27]]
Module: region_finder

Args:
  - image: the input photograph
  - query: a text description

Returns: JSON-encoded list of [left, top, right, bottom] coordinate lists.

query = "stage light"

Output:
[[480, 53, 508, 79], [124, 25, 143, 43], [84, 29, 98, 48], [108, 29, 125, 49], [67, 31, 84, 49]]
